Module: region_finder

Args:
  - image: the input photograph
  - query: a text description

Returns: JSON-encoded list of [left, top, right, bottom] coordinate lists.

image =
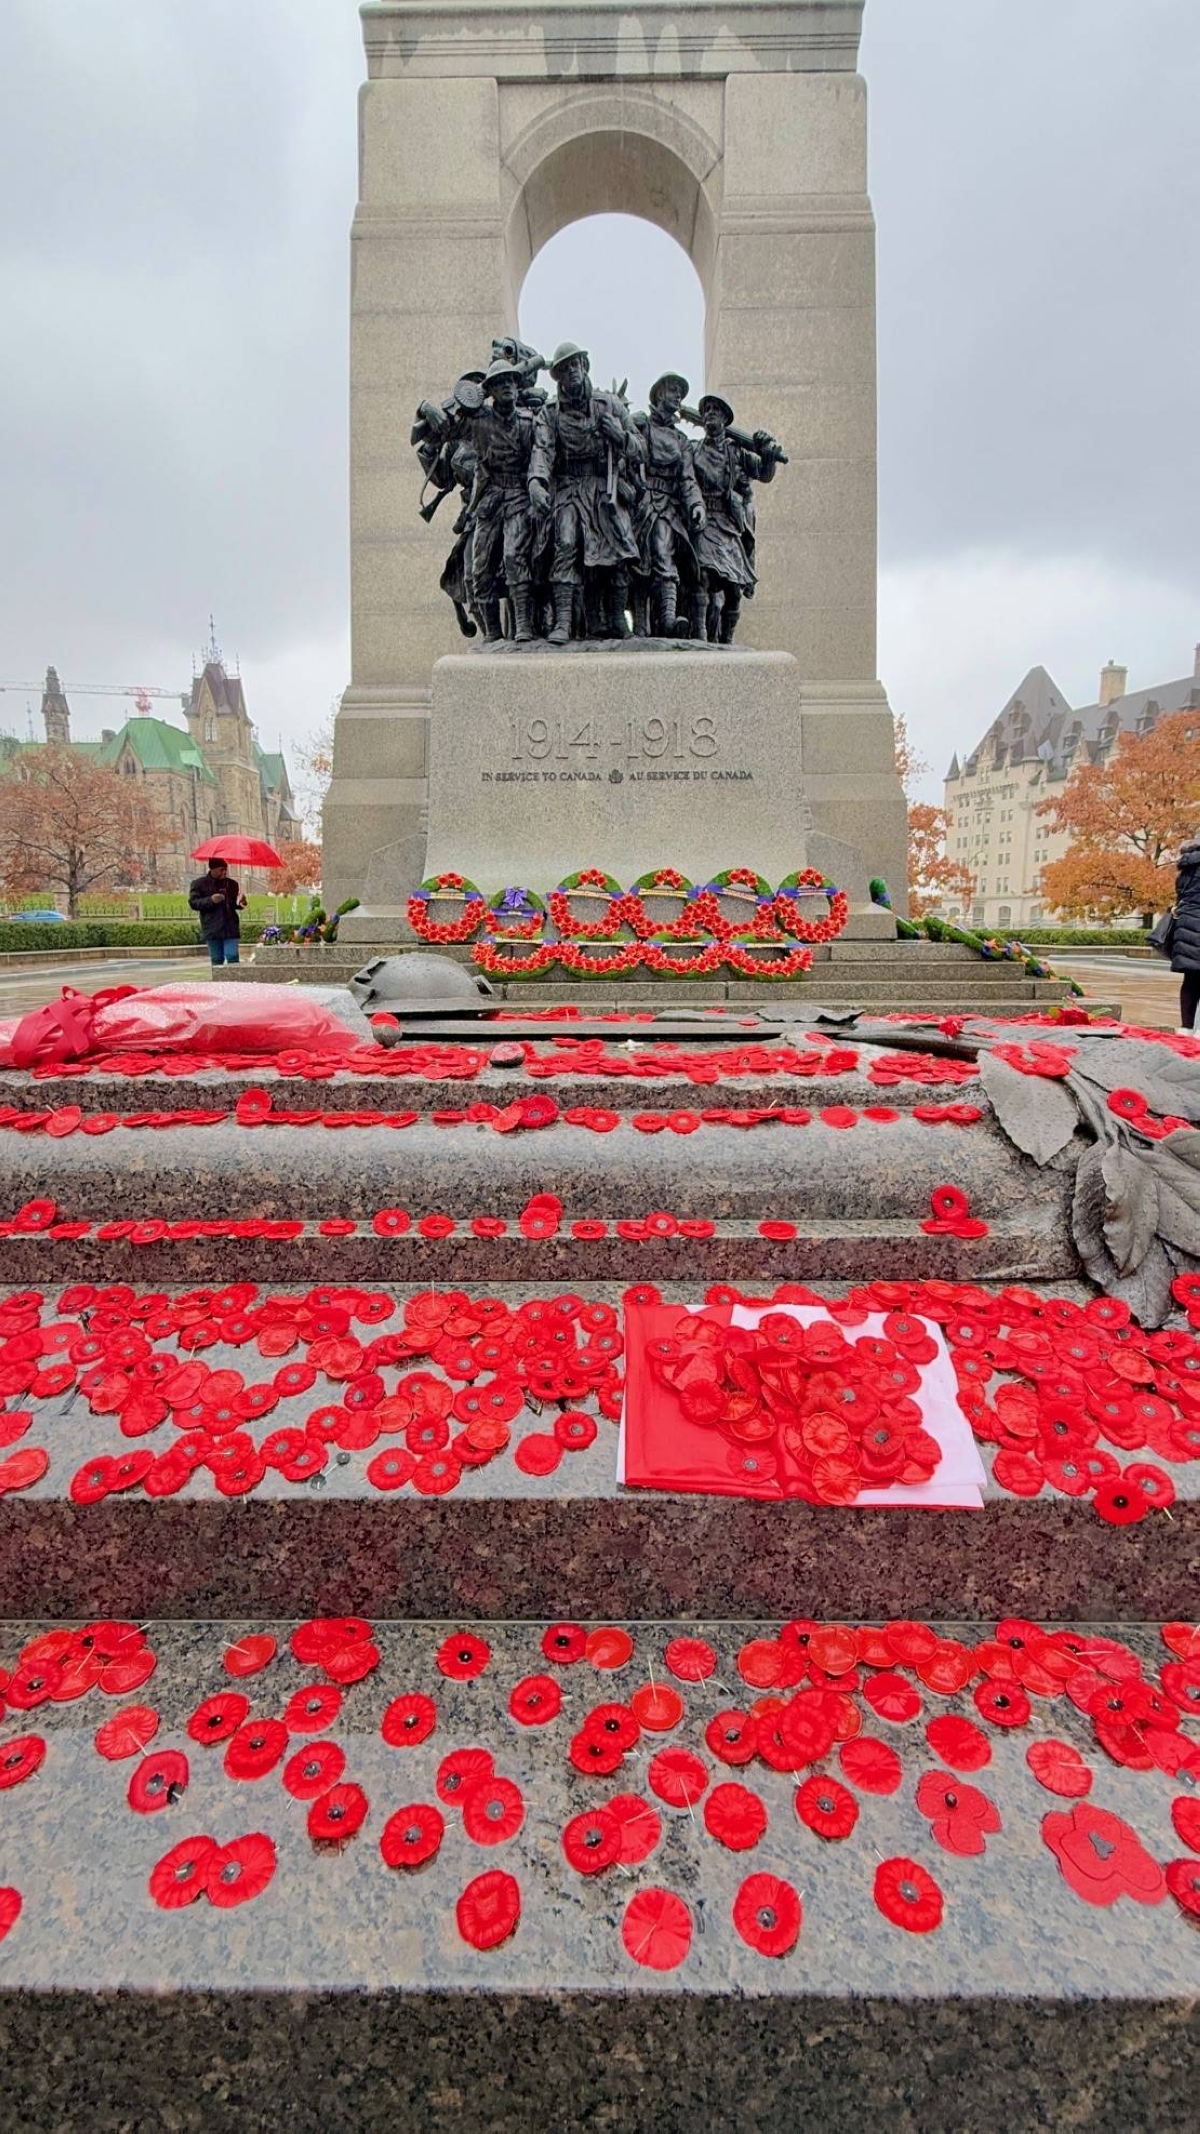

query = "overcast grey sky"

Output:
[[1, 0, 1196, 797]]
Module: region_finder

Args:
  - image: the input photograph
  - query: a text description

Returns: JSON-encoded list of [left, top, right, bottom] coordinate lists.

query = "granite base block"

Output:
[[0, 1989, 1194, 2133]]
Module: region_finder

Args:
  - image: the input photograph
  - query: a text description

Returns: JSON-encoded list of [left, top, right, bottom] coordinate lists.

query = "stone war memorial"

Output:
[[0, 4, 1197, 2129]]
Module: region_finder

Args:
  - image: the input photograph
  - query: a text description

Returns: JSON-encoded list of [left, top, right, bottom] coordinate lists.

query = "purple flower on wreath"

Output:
[[498, 886, 533, 915]]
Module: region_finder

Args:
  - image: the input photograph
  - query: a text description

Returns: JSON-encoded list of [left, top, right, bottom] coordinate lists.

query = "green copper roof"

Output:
[[97, 719, 216, 782]]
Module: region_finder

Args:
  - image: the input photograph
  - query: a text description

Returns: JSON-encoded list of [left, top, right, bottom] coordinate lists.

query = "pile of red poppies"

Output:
[[644, 1307, 944, 1503]]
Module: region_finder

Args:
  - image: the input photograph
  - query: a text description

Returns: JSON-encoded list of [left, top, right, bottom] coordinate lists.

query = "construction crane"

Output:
[[0, 682, 182, 712]]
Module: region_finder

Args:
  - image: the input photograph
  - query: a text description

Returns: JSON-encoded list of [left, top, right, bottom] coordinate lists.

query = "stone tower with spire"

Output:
[[40, 666, 70, 745]]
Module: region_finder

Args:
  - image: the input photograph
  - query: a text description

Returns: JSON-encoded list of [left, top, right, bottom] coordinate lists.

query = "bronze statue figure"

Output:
[[631, 372, 706, 639], [528, 343, 642, 644], [688, 393, 785, 643], [410, 338, 785, 645]]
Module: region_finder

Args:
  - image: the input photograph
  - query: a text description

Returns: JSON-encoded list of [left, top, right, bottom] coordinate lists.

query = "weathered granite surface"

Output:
[[0, 1617, 1192, 2000], [0, 1618, 1194, 2128]]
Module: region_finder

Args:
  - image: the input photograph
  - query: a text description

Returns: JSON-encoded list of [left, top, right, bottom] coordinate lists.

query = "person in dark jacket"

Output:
[[1170, 838, 1200, 1030], [189, 858, 246, 966]]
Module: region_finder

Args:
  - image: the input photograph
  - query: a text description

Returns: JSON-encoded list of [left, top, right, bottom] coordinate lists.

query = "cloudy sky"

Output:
[[1, 0, 1196, 800]]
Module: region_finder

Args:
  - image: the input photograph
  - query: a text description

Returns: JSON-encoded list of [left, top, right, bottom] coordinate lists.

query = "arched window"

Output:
[[521, 214, 705, 420], [998, 905, 1012, 925]]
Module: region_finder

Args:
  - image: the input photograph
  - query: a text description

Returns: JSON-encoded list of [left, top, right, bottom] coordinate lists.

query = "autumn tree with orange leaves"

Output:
[[893, 713, 975, 918], [0, 747, 168, 916], [272, 839, 323, 896], [1038, 707, 1200, 922]]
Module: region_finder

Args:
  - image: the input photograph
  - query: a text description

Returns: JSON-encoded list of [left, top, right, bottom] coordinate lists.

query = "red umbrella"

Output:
[[191, 837, 284, 869]]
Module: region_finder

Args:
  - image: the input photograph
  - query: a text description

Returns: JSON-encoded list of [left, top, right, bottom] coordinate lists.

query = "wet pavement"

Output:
[[0, 955, 205, 1019], [1054, 955, 1180, 1029]]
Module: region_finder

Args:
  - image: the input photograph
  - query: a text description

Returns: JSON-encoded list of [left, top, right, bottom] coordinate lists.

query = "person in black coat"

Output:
[[1170, 838, 1200, 1030], [189, 858, 246, 967]]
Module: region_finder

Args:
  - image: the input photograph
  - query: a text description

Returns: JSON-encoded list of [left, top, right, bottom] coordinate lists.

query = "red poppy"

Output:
[[381, 1693, 437, 1748], [457, 1868, 520, 1950], [436, 1632, 491, 1681], [1166, 1858, 1200, 1919], [0, 1734, 45, 1790], [462, 1774, 524, 1845], [630, 1682, 684, 1732], [94, 1704, 160, 1761], [974, 1679, 1031, 1728], [187, 1691, 249, 1746], [621, 1886, 692, 1971], [380, 1802, 444, 1869], [224, 1718, 288, 1781], [663, 1637, 717, 1683], [1107, 1088, 1148, 1119], [541, 1622, 587, 1666], [149, 1833, 215, 1910], [1026, 1739, 1093, 1798], [434, 1748, 494, 1808], [874, 1855, 944, 1933], [562, 1806, 621, 1875], [838, 1735, 902, 1795], [205, 1831, 277, 1908], [1042, 1802, 1166, 1906], [308, 1781, 369, 1843], [607, 1793, 662, 1864], [506, 1674, 562, 1728], [554, 1410, 597, 1452], [703, 1780, 767, 1851], [647, 1747, 709, 1812], [279, 1681, 341, 1732], [283, 1740, 346, 1800], [705, 1709, 757, 1766], [580, 1621, 632, 1673], [128, 1747, 189, 1815], [732, 1872, 802, 1958], [223, 1634, 276, 1680], [915, 1769, 1001, 1856], [863, 1672, 921, 1724], [1171, 1797, 1200, 1851], [514, 1433, 562, 1475], [794, 1774, 859, 1840], [569, 1729, 624, 1777]]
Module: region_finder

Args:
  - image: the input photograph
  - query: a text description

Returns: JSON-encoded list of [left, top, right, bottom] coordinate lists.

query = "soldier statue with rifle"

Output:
[[685, 393, 787, 643]]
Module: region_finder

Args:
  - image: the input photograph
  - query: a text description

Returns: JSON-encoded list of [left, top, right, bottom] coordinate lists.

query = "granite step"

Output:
[[0, 1100, 1080, 1291], [0, 1616, 1194, 2130], [0, 1279, 1192, 1622]]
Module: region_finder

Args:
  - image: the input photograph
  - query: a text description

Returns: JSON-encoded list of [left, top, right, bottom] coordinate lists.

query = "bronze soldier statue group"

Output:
[[412, 337, 786, 646]]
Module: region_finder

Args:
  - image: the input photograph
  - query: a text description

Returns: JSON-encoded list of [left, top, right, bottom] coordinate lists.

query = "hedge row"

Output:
[[986, 926, 1150, 947], [0, 920, 205, 953]]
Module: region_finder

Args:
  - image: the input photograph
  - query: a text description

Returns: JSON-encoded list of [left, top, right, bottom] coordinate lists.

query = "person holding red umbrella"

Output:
[[189, 855, 247, 966]]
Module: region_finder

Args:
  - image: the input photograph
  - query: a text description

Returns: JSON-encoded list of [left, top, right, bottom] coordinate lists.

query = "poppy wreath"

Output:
[[623, 870, 706, 942], [684, 867, 776, 942], [483, 888, 545, 941], [772, 869, 851, 946], [406, 873, 485, 945], [546, 870, 626, 941], [470, 940, 813, 980]]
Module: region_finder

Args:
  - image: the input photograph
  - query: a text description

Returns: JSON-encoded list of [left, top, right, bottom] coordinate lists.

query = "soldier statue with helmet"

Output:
[[528, 343, 643, 644], [631, 371, 706, 640]]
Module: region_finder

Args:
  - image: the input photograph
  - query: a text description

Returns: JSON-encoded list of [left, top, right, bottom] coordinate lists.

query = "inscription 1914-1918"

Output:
[[482, 712, 753, 785], [507, 713, 718, 761]]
